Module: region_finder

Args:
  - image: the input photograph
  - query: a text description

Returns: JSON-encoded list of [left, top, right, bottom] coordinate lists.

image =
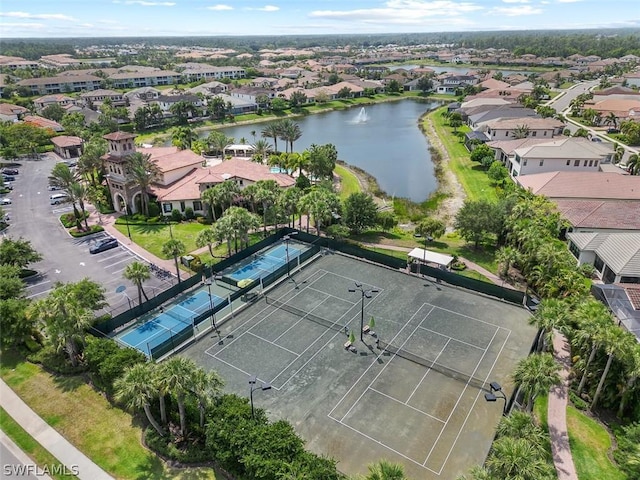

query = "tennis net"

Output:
[[265, 296, 346, 335], [377, 339, 486, 389], [163, 305, 194, 326]]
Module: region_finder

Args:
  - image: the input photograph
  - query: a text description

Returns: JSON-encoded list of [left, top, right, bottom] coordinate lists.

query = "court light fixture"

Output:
[[249, 375, 272, 420], [349, 282, 380, 342], [484, 381, 508, 415]]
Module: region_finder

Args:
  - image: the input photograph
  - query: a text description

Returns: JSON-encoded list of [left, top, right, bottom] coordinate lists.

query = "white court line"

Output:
[[431, 303, 509, 331], [246, 331, 300, 356], [434, 331, 512, 475], [303, 285, 362, 304], [369, 387, 445, 423], [422, 327, 501, 469], [406, 338, 450, 404], [417, 325, 487, 351]]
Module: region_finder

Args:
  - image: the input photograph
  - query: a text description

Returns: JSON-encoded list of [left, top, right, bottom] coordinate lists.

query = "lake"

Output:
[[391, 64, 533, 76], [213, 100, 442, 202]]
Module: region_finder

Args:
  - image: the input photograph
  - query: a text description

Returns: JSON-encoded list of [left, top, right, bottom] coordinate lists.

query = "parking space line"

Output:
[[97, 250, 129, 263], [26, 280, 51, 289], [27, 288, 52, 299], [104, 257, 133, 268]]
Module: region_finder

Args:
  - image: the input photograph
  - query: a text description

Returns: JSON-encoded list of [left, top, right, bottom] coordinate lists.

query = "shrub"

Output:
[[27, 344, 87, 375], [84, 337, 146, 395], [145, 429, 210, 464], [132, 213, 146, 222], [614, 422, 640, 478], [184, 207, 195, 220], [189, 254, 202, 272], [171, 209, 183, 222], [197, 216, 213, 225], [148, 202, 160, 217], [69, 225, 104, 237], [569, 390, 588, 410]]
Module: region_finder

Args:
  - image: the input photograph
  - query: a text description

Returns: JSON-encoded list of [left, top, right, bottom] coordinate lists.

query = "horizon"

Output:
[[1, 0, 639, 39]]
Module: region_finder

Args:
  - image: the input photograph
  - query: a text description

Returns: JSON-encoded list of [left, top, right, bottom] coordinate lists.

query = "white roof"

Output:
[[408, 248, 454, 267]]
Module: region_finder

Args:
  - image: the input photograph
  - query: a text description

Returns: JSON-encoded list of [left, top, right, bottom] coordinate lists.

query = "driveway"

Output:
[[4, 154, 172, 314]]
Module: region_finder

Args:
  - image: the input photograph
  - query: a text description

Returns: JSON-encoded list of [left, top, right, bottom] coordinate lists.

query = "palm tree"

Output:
[[299, 188, 340, 235], [196, 228, 217, 256], [69, 182, 90, 230], [158, 356, 196, 436], [201, 187, 220, 221], [161, 239, 186, 283], [190, 367, 224, 428], [512, 353, 561, 412], [617, 340, 640, 418], [485, 436, 555, 480], [591, 325, 627, 410], [216, 180, 240, 212], [626, 154, 639, 175], [495, 245, 519, 279], [126, 152, 161, 216], [240, 183, 258, 213], [223, 206, 260, 252], [605, 112, 618, 130], [212, 215, 235, 256], [261, 122, 280, 153], [123, 261, 151, 305], [251, 139, 272, 163], [77, 138, 107, 187], [254, 179, 280, 236], [364, 460, 406, 480], [114, 363, 165, 436], [279, 119, 302, 153], [278, 187, 303, 228], [529, 298, 570, 352], [171, 125, 196, 150], [513, 124, 531, 139]]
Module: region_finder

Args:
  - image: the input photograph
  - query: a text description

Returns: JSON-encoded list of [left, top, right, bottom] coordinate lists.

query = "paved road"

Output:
[[2, 154, 172, 314], [0, 433, 52, 480], [547, 80, 599, 115]]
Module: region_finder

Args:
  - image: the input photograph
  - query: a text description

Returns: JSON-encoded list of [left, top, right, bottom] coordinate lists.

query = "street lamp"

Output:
[[484, 381, 508, 415], [203, 279, 218, 333], [348, 282, 379, 342], [283, 232, 298, 279], [248, 375, 272, 420], [123, 200, 132, 241]]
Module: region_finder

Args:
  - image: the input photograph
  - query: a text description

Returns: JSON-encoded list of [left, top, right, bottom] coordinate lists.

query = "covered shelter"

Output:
[[408, 247, 453, 269]]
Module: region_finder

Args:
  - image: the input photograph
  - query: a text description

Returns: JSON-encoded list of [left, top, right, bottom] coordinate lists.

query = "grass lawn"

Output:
[[0, 351, 218, 480], [427, 107, 497, 203], [0, 406, 79, 480], [334, 164, 361, 200], [567, 406, 626, 480], [114, 219, 207, 258]]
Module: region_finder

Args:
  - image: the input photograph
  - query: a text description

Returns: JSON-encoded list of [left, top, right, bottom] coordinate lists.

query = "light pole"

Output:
[[248, 375, 272, 420], [283, 232, 298, 278], [123, 200, 132, 241], [203, 279, 218, 333], [348, 282, 379, 342], [484, 381, 508, 415]]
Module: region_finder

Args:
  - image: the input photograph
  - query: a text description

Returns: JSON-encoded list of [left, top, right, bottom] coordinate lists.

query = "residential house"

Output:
[[0, 103, 28, 122], [108, 70, 181, 89], [480, 117, 565, 141], [176, 63, 245, 82], [33, 94, 76, 112], [22, 115, 64, 132], [154, 94, 203, 116], [80, 89, 126, 108], [466, 105, 538, 129], [186, 81, 228, 97], [504, 137, 613, 177], [230, 87, 276, 103], [567, 232, 640, 284], [435, 75, 478, 94], [123, 87, 161, 103], [17, 74, 103, 95], [51, 136, 83, 159]]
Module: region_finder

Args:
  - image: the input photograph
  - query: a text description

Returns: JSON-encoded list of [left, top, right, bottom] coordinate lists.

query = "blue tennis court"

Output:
[[227, 243, 303, 282], [117, 289, 225, 357]]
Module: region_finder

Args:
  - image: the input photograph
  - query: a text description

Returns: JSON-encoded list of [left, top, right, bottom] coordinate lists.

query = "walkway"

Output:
[[548, 330, 579, 480], [0, 380, 114, 480]]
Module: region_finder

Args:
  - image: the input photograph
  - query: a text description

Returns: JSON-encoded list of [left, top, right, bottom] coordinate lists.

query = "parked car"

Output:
[[1, 168, 18, 175], [2, 183, 13, 190], [607, 128, 620, 134], [49, 193, 69, 205], [89, 237, 118, 254], [47, 184, 62, 191], [0, 197, 12, 205], [2, 175, 16, 182]]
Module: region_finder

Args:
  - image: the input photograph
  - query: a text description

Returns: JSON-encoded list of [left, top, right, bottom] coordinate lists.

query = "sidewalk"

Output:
[[548, 330, 579, 480], [0, 380, 114, 480]]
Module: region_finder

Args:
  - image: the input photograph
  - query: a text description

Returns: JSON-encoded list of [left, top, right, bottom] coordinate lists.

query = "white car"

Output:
[[0, 197, 11, 205]]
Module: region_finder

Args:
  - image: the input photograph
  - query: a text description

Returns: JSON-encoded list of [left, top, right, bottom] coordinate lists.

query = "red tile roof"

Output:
[[555, 199, 640, 230], [517, 172, 640, 200], [51, 135, 83, 148], [103, 131, 137, 141]]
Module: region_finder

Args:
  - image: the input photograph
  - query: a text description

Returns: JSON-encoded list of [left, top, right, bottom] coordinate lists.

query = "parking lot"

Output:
[[4, 154, 172, 314]]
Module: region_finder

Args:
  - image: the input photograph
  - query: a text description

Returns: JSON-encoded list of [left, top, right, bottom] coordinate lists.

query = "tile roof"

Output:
[[51, 135, 83, 148], [556, 199, 640, 230], [138, 146, 202, 173], [23, 115, 63, 131], [484, 117, 565, 130], [513, 137, 613, 160], [103, 131, 136, 141], [517, 172, 640, 200], [0, 103, 28, 115], [625, 287, 640, 310]]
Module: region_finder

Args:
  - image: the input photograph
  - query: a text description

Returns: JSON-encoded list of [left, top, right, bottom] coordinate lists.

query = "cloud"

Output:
[[112, 1, 176, 6], [557, 0, 582, 2], [502, 0, 529, 3], [310, 1, 484, 25], [0, 11, 76, 21], [207, 4, 233, 10], [490, 5, 543, 15], [245, 5, 280, 12]]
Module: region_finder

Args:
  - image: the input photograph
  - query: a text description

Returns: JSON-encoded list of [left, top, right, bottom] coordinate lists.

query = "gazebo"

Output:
[[407, 247, 453, 270], [224, 144, 255, 158]]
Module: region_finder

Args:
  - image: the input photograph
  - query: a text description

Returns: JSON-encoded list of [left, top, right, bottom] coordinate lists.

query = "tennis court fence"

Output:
[[265, 296, 348, 335], [376, 339, 488, 390]]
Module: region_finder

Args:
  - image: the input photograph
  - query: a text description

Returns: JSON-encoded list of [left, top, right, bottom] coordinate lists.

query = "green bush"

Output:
[[148, 202, 160, 217], [570, 390, 589, 410], [189, 254, 202, 272], [27, 344, 87, 375], [614, 422, 640, 478], [60, 211, 89, 228], [197, 216, 213, 225], [84, 337, 146, 395], [69, 225, 104, 237], [184, 207, 194, 220], [145, 429, 211, 464], [171, 209, 183, 222], [132, 213, 146, 222], [146, 216, 161, 224]]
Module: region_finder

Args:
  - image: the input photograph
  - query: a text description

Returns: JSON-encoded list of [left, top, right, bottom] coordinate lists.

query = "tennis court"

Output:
[[117, 289, 225, 357], [222, 242, 303, 284], [180, 253, 536, 479]]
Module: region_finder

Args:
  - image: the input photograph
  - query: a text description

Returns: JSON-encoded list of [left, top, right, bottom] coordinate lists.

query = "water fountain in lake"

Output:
[[354, 107, 369, 123]]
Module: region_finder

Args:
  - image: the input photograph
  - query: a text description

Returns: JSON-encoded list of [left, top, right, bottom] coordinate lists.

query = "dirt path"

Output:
[[422, 114, 466, 228]]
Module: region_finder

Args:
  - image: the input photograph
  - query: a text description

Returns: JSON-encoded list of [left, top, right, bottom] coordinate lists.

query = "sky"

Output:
[[1, 0, 639, 39]]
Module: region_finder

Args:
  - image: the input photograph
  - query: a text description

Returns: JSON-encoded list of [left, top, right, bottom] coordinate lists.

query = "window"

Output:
[[584, 160, 588, 166], [566, 159, 571, 166], [594, 160, 599, 167], [574, 160, 580, 166], [594, 254, 604, 273], [539, 160, 544, 167], [532, 131, 537, 137], [543, 131, 547, 136], [180, 201, 186, 212], [588, 160, 593, 167], [193, 201, 203, 211], [523, 159, 528, 166], [163, 203, 172, 213]]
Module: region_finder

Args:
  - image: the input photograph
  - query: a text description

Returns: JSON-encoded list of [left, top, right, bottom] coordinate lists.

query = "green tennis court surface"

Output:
[[180, 253, 536, 479]]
